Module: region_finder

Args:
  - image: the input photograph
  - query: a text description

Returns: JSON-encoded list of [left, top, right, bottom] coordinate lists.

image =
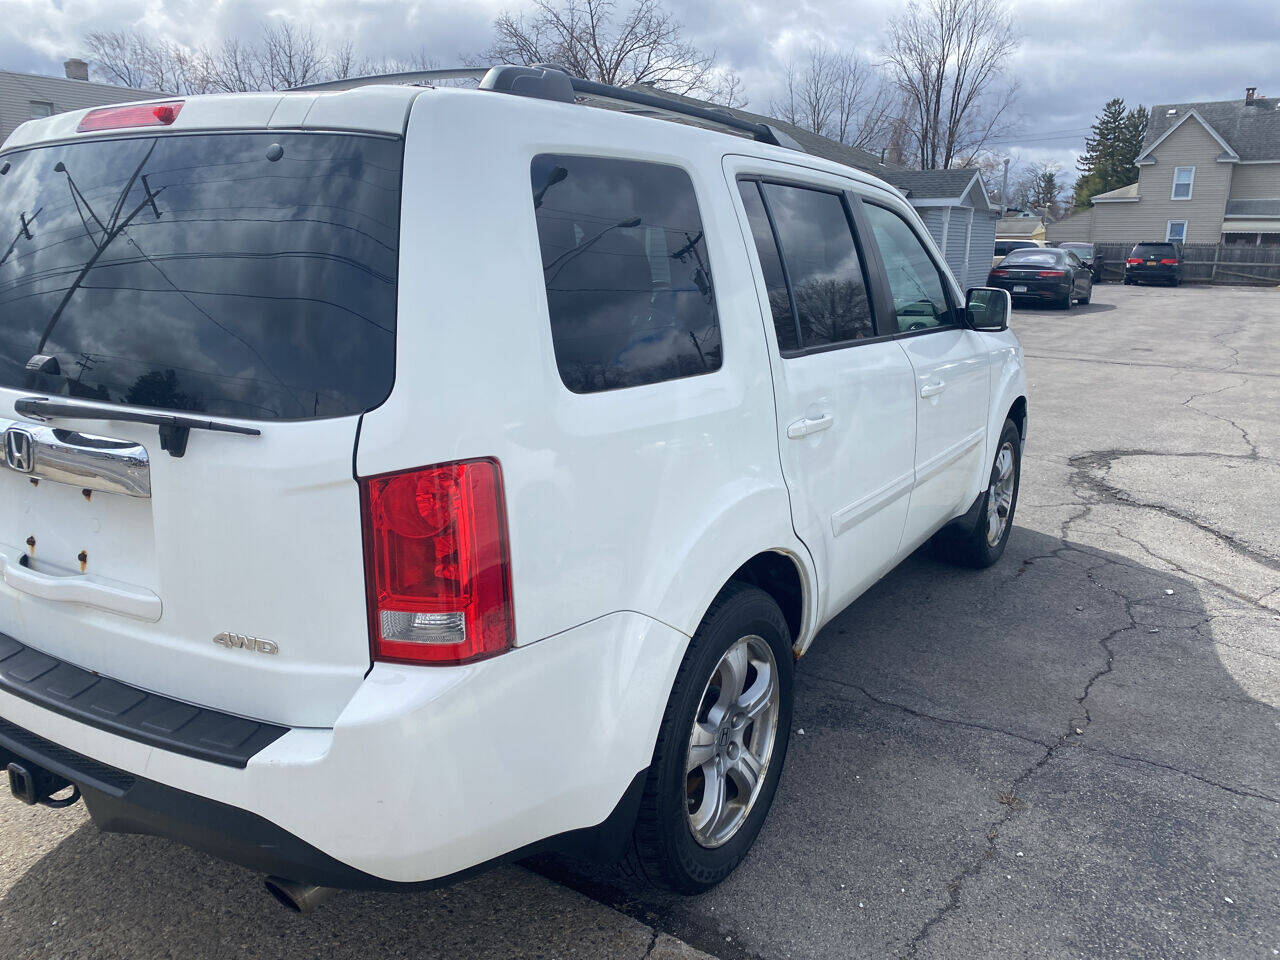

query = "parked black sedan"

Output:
[[1123, 242, 1183, 286], [988, 247, 1093, 309], [1058, 241, 1103, 282]]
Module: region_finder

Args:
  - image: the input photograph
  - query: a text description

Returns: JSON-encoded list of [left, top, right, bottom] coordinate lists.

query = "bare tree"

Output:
[[770, 43, 897, 150], [882, 0, 1019, 169], [83, 22, 428, 94], [482, 0, 741, 100]]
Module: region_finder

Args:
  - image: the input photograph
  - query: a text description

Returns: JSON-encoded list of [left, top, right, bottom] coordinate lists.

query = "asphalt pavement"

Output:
[[1, 282, 1276, 959]]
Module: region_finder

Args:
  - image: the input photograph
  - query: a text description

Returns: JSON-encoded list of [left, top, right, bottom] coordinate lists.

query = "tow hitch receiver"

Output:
[[6, 761, 80, 808]]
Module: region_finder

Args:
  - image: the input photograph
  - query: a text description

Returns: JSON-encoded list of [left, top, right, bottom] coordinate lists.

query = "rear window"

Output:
[[0, 132, 402, 420], [1133, 243, 1177, 257], [1003, 250, 1062, 266]]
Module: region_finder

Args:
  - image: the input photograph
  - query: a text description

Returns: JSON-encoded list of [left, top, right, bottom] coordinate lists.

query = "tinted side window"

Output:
[[737, 181, 798, 352], [531, 155, 720, 394], [863, 204, 957, 333], [758, 183, 875, 350]]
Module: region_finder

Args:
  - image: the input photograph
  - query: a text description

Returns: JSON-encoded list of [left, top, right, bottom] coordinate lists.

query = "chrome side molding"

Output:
[[1, 418, 151, 498]]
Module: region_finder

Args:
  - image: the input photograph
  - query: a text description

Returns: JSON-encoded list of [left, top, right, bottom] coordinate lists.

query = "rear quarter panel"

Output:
[[356, 90, 806, 648]]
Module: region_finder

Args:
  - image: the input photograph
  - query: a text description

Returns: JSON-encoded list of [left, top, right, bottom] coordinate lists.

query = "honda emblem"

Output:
[[4, 427, 33, 474]]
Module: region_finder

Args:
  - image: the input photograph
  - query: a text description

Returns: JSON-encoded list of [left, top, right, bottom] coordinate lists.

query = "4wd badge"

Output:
[[213, 632, 279, 655]]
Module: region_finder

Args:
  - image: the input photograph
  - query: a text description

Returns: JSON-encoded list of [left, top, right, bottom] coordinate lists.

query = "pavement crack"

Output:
[[1068, 448, 1280, 575], [802, 672, 1053, 750], [1080, 746, 1280, 805], [640, 929, 660, 959]]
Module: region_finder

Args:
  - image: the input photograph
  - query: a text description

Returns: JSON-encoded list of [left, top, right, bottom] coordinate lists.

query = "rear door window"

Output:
[[531, 154, 720, 394], [739, 180, 876, 354], [0, 132, 402, 420]]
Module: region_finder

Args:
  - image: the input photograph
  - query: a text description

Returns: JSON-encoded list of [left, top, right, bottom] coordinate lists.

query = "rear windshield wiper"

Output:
[[13, 395, 260, 459]]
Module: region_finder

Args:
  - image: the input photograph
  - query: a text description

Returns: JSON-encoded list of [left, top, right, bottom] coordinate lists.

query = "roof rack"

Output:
[[294, 64, 804, 152]]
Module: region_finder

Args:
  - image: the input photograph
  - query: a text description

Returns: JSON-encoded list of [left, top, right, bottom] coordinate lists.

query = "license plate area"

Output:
[[1013, 285, 1027, 293], [0, 469, 158, 596]]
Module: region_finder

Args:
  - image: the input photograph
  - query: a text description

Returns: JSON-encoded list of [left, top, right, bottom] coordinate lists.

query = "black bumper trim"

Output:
[[0, 714, 647, 891], [0, 632, 287, 768]]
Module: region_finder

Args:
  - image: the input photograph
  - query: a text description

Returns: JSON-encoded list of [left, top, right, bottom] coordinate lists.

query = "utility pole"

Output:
[[1000, 158, 1010, 217]]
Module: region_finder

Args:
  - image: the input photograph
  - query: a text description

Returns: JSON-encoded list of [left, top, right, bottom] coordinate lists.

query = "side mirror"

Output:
[[966, 287, 1011, 331]]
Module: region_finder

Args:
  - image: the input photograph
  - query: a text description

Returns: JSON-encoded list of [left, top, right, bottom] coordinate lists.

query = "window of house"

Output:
[[739, 181, 876, 353], [1171, 166, 1195, 200], [1166, 220, 1188, 243], [531, 154, 721, 394], [28, 101, 54, 120], [862, 203, 958, 333]]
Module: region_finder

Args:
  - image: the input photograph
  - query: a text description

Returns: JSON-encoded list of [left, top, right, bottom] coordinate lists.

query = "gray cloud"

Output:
[[5, 0, 1278, 182]]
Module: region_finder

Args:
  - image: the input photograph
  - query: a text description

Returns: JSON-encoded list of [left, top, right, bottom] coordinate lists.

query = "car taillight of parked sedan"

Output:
[[1036, 270, 1066, 278], [1126, 258, 1143, 265], [1159, 258, 1179, 265]]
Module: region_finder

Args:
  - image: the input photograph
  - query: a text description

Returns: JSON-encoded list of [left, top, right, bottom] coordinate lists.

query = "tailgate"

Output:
[[0, 128, 403, 727]]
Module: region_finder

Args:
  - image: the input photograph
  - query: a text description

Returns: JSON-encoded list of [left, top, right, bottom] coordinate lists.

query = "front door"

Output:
[[728, 159, 917, 619], [859, 201, 991, 550]]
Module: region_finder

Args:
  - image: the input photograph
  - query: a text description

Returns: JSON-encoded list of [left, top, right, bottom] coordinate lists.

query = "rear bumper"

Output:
[[988, 278, 1072, 300], [1125, 266, 1178, 282], [0, 611, 687, 885]]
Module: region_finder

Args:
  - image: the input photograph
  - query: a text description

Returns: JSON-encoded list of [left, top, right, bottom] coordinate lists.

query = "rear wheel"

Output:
[[627, 583, 794, 894], [932, 418, 1021, 568], [1058, 290, 1073, 310]]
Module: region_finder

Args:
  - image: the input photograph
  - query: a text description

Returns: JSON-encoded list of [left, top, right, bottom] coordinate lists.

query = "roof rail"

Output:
[[293, 63, 804, 152], [295, 67, 489, 92]]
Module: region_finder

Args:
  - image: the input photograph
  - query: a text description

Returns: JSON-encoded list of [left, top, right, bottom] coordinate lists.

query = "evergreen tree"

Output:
[[1073, 98, 1148, 207]]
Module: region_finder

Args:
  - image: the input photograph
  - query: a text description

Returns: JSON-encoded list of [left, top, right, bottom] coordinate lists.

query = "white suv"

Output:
[[0, 65, 1026, 908]]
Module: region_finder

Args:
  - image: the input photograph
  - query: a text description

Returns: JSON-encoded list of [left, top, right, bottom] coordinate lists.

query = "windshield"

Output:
[[0, 132, 402, 420], [1062, 244, 1093, 256]]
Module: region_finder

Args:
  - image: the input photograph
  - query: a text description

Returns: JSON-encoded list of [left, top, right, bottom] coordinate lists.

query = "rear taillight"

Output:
[[1159, 258, 1179, 265], [1126, 258, 1143, 265], [989, 269, 1008, 278], [360, 459, 514, 665], [1036, 270, 1066, 278], [77, 101, 184, 132]]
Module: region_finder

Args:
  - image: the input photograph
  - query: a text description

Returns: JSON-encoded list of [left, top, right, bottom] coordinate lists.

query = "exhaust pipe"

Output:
[[264, 876, 338, 914]]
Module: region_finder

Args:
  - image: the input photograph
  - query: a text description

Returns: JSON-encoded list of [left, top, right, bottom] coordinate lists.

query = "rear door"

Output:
[[859, 200, 990, 549], [727, 158, 916, 618], [0, 129, 403, 727]]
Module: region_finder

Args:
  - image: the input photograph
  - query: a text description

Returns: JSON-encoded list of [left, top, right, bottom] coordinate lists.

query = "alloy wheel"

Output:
[[685, 635, 781, 848], [986, 442, 1016, 546]]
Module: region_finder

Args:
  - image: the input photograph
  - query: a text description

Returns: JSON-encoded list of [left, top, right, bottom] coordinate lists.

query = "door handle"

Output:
[[920, 380, 947, 399], [786, 414, 834, 439]]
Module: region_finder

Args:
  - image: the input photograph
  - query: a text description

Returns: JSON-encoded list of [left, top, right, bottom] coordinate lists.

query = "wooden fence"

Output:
[[1092, 242, 1280, 285]]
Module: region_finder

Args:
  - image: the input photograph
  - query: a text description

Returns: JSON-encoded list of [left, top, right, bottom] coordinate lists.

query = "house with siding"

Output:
[[1, 60, 162, 146], [1049, 88, 1280, 246], [630, 87, 997, 289]]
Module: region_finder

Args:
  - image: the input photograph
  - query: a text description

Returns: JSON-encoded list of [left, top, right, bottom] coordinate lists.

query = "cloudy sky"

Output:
[[5, 0, 1279, 179]]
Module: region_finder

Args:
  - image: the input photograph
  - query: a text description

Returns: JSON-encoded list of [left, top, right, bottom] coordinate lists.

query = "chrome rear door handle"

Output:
[[786, 414, 834, 439], [920, 381, 947, 399]]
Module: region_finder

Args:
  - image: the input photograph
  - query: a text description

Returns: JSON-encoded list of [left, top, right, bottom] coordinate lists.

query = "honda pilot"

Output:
[[0, 65, 1027, 907]]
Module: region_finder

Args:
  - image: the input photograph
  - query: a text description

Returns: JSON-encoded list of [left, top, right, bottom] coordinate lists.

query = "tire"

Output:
[[932, 418, 1021, 569], [1058, 290, 1072, 310], [1078, 289, 1091, 305], [627, 582, 794, 894]]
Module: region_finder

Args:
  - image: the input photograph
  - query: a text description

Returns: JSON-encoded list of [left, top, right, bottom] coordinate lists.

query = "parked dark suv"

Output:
[[1058, 242, 1103, 282], [1124, 242, 1182, 286]]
